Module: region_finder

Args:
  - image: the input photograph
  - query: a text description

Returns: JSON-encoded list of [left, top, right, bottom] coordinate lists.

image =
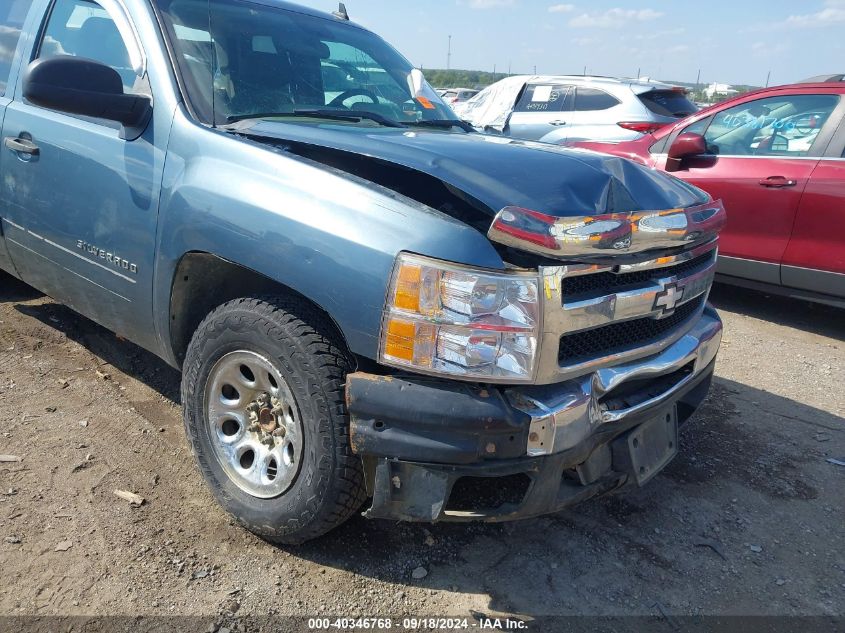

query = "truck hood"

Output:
[[237, 121, 709, 218]]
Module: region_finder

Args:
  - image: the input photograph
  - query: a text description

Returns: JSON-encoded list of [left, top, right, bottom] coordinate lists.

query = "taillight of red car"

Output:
[[617, 121, 667, 134]]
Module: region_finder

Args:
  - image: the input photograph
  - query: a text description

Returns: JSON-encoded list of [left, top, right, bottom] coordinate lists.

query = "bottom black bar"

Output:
[[0, 615, 842, 633]]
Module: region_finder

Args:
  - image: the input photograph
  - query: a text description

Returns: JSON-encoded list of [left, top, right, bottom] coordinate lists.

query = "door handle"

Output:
[[758, 176, 796, 188], [549, 120, 567, 126], [4, 136, 40, 157]]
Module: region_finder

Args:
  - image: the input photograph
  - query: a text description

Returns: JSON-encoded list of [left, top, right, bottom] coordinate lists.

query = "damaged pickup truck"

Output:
[[0, 0, 725, 543]]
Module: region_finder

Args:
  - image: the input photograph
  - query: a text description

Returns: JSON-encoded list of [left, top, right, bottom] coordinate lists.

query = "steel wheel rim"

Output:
[[204, 350, 304, 499]]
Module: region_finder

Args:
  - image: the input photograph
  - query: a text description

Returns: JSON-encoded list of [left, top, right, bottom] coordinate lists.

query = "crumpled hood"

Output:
[[242, 121, 709, 218]]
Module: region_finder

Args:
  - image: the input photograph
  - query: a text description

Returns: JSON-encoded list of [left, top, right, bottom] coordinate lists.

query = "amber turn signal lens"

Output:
[[393, 264, 422, 312], [383, 316, 435, 365], [383, 318, 416, 361]]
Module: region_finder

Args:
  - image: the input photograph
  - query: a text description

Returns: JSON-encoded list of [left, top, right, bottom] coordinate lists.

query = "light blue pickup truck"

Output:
[[0, 0, 725, 543]]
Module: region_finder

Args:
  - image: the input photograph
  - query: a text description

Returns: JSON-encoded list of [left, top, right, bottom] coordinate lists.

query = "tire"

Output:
[[181, 296, 366, 544]]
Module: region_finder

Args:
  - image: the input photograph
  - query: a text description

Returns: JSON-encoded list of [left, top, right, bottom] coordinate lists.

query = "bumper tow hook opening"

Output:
[[444, 474, 532, 513]]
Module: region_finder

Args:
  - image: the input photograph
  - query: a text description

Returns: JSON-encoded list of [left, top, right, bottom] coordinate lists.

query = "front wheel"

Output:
[[181, 296, 366, 544]]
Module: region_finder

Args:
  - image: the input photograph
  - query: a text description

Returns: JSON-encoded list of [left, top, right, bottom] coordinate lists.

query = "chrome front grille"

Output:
[[558, 295, 705, 363], [561, 251, 714, 298], [534, 240, 718, 384]]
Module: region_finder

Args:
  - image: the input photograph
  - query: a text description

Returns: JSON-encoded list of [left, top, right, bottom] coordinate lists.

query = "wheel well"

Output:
[[168, 252, 346, 366]]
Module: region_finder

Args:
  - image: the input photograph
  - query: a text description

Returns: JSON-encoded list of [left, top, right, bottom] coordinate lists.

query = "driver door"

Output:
[[0, 0, 32, 275], [1, 0, 166, 347], [660, 93, 839, 282]]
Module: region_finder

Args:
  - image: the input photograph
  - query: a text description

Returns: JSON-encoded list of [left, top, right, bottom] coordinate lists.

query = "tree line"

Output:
[[422, 69, 509, 89]]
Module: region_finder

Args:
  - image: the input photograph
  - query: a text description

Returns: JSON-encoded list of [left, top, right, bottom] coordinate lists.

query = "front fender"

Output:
[[152, 111, 505, 365]]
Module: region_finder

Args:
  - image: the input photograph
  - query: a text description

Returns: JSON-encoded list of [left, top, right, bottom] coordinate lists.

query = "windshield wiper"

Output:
[[407, 119, 475, 132], [294, 109, 407, 128], [224, 109, 406, 128]]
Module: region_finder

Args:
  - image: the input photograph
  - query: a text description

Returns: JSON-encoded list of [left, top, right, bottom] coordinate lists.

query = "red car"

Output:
[[568, 79, 845, 307]]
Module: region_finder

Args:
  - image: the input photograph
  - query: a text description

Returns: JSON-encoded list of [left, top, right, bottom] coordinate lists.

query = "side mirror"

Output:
[[666, 132, 707, 172], [23, 56, 151, 138]]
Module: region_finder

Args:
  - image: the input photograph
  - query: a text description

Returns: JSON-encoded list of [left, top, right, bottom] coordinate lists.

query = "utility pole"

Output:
[[765, 70, 771, 87], [508, 61, 511, 76], [493, 63, 497, 75], [583, 65, 587, 76], [447, 35, 452, 71], [533, 65, 537, 75], [636, 67, 641, 80]]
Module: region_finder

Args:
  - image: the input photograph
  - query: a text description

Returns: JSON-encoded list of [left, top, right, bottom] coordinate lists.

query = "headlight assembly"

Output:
[[379, 253, 541, 382]]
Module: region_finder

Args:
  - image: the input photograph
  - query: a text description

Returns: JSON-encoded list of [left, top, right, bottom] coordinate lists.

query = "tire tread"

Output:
[[181, 295, 366, 544]]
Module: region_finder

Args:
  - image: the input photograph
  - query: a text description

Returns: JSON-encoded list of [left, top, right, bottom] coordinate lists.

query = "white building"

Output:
[[704, 82, 739, 99]]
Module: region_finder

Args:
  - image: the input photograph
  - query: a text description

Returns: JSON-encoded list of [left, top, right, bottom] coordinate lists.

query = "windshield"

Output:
[[154, 0, 457, 127]]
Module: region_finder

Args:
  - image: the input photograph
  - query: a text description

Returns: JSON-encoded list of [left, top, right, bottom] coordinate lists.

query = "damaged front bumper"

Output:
[[346, 306, 722, 522]]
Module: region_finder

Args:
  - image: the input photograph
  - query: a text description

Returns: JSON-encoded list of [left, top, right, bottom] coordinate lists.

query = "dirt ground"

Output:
[[1, 273, 843, 627]]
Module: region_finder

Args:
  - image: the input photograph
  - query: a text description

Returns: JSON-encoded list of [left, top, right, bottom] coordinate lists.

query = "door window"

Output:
[[0, 0, 32, 95], [649, 134, 671, 154], [700, 94, 839, 157], [37, 0, 142, 95], [515, 84, 571, 112], [573, 88, 620, 111], [683, 118, 710, 136]]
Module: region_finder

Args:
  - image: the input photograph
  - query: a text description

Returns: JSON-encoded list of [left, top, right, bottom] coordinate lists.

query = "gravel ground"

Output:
[[0, 273, 843, 627]]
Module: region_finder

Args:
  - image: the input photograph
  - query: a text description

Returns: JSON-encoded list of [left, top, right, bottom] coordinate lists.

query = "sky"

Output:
[[295, 0, 844, 87]]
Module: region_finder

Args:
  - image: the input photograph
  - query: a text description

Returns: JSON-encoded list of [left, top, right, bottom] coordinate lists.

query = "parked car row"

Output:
[[436, 87, 479, 105], [452, 75, 697, 144], [453, 74, 844, 306], [568, 80, 845, 307]]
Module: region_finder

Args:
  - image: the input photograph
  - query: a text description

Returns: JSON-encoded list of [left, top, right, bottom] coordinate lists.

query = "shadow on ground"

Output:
[[0, 273, 43, 302], [13, 298, 182, 403], [710, 282, 844, 340]]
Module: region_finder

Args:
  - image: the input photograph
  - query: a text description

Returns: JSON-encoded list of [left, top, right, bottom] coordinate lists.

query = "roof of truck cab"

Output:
[[216, 0, 366, 27]]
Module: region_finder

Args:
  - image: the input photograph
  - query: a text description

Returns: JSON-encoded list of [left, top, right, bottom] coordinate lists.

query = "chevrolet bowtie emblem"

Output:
[[655, 283, 684, 314]]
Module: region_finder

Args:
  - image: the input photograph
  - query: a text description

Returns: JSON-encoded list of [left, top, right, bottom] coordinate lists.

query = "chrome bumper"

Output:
[[509, 305, 722, 456]]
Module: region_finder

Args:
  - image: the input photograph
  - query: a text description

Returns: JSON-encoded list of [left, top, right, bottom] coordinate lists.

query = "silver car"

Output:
[[453, 75, 698, 144], [441, 87, 480, 105]]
